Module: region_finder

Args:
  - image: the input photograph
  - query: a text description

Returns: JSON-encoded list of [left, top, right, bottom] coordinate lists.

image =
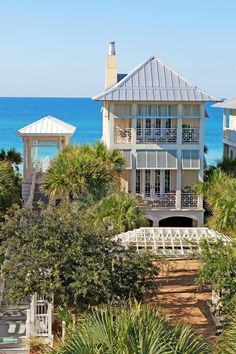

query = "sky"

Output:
[[0, 0, 235, 98]]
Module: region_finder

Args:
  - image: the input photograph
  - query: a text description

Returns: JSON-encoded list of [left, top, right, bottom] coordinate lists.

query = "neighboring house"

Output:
[[213, 97, 236, 159], [93, 42, 219, 227]]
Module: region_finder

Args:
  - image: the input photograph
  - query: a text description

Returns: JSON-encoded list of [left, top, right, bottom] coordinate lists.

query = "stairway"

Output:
[[0, 303, 29, 353]]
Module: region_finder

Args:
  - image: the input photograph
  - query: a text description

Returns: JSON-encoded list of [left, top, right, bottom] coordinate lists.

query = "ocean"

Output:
[[0, 98, 223, 165]]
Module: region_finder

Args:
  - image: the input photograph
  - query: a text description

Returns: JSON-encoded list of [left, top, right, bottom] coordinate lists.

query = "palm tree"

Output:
[[50, 303, 211, 354], [196, 170, 236, 234], [216, 314, 236, 353], [93, 193, 148, 233], [0, 148, 22, 170], [205, 157, 236, 180], [42, 143, 125, 202]]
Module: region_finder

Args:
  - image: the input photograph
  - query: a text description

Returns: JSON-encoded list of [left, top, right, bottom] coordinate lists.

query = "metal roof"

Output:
[[17, 115, 76, 136], [114, 227, 229, 258], [213, 97, 236, 109], [93, 56, 220, 102]]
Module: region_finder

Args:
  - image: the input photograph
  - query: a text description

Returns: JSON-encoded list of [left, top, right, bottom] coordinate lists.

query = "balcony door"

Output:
[[137, 170, 172, 199], [144, 170, 160, 198]]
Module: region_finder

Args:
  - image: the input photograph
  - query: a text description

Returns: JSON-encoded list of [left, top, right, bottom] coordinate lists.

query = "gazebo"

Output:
[[17, 115, 76, 205]]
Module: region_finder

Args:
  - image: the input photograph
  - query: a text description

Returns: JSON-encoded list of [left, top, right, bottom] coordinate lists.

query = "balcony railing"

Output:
[[223, 128, 236, 143], [137, 192, 199, 209], [114, 127, 200, 144], [182, 128, 199, 143], [114, 128, 132, 144], [137, 193, 176, 208], [181, 193, 198, 208], [137, 128, 177, 143]]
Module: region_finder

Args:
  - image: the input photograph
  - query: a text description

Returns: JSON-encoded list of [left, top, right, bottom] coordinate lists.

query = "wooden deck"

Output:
[[151, 259, 216, 341]]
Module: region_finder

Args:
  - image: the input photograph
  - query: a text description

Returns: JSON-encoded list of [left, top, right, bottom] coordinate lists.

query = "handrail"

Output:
[[25, 170, 37, 208]]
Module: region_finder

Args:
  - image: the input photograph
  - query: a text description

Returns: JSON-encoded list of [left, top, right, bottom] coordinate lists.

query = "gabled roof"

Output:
[[213, 97, 236, 109], [93, 56, 220, 102], [17, 115, 76, 136]]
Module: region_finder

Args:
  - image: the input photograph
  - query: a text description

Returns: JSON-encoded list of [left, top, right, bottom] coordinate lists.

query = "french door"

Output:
[[144, 170, 160, 198], [136, 170, 171, 198]]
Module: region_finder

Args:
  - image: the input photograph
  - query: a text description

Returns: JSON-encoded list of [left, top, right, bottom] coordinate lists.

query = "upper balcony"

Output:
[[114, 127, 200, 144], [223, 128, 236, 145]]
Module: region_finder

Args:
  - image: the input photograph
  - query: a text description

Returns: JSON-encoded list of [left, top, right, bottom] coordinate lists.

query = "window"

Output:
[[155, 170, 161, 194], [183, 105, 201, 117], [165, 170, 171, 193], [115, 104, 132, 117], [137, 104, 178, 118], [121, 150, 132, 169], [136, 150, 177, 169], [182, 150, 200, 169], [136, 170, 141, 194]]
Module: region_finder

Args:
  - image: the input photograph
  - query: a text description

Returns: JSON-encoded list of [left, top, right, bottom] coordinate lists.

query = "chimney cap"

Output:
[[108, 41, 116, 56]]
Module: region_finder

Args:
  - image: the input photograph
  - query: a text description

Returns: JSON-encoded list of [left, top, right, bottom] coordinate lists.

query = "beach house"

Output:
[[93, 42, 219, 227], [213, 97, 236, 159]]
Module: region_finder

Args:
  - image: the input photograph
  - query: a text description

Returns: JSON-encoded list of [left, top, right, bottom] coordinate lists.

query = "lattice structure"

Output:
[[114, 227, 230, 258]]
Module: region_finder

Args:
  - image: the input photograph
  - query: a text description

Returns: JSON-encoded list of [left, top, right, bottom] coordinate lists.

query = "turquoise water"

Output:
[[0, 98, 223, 164]]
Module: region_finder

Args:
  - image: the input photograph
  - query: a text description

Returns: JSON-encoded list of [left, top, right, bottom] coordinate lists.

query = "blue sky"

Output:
[[0, 0, 235, 98]]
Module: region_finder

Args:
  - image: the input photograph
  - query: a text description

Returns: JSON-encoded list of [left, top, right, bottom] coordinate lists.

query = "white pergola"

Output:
[[114, 227, 230, 258]]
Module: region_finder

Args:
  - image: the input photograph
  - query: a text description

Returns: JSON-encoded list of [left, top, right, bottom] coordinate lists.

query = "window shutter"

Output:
[[122, 150, 132, 169], [147, 151, 156, 168], [137, 151, 146, 169], [182, 150, 200, 169], [136, 150, 177, 169]]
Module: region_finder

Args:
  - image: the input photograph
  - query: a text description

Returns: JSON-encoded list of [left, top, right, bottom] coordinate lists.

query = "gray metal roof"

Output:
[[93, 56, 220, 102], [213, 97, 236, 109], [17, 115, 76, 136]]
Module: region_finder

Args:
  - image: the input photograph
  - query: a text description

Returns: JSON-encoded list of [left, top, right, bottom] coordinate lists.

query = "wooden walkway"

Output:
[[152, 259, 216, 341]]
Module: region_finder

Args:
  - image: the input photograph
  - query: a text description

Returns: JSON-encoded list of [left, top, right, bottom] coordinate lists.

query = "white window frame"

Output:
[[182, 150, 200, 170]]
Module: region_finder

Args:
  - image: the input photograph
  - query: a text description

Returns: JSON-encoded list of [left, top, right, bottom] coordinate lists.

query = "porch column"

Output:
[[198, 104, 205, 209], [131, 105, 137, 194], [176, 104, 182, 209]]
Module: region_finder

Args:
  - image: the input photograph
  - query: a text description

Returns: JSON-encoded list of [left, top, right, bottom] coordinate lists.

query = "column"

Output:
[[131, 105, 137, 194], [176, 104, 182, 209], [198, 104, 205, 209]]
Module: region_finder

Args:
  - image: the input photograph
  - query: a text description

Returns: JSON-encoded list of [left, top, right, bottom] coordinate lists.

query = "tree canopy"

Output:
[[0, 161, 21, 219], [92, 193, 148, 233], [0, 204, 157, 311], [196, 170, 236, 235], [42, 142, 125, 201], [198, 239, 236, 315]]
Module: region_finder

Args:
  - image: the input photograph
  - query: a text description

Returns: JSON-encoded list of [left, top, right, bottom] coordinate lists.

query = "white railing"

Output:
[[35, 314, 49, 335], [25, 170, 37, 208], [137, 128, 177, 143], [40, 156, 50, 173], [181, 193, 199, 208], [137, 193, 176, 208], [223, 128, 236, 143], [114, 128, 132, 143], [182, 128, 199, 143]]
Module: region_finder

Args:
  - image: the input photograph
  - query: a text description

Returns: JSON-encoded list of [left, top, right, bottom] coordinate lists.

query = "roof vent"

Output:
[[108, 41, 116, 56]]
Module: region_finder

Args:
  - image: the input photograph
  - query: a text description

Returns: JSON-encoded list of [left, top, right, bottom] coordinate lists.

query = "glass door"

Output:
[[144, 170, 160, 199]]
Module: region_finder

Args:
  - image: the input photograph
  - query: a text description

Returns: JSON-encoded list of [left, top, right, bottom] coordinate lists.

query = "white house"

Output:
[[93, 42, 219, 227], [213, 97, 236, 159]]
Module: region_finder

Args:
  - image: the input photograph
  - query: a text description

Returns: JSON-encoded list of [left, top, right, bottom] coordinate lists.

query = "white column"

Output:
[[176, 104, 182, 209], [198, 104, 205, 209], [223, 108, 226, 130], [131, 105, 137, 194]]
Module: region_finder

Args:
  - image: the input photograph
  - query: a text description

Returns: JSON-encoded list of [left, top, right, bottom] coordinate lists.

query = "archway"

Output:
[[159, 216, 196, 227]]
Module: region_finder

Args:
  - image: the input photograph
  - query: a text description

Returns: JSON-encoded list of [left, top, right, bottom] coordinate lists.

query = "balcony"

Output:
[[137, 193, 176, 208], [137, 192, 199, 209], [114, 127, 200, 145], [181, 193, 198, 208], [137, 128, 177, 143], [114, 128, 132, 144], [182, 128, 199, 143], [223, 128, 236, 143]]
